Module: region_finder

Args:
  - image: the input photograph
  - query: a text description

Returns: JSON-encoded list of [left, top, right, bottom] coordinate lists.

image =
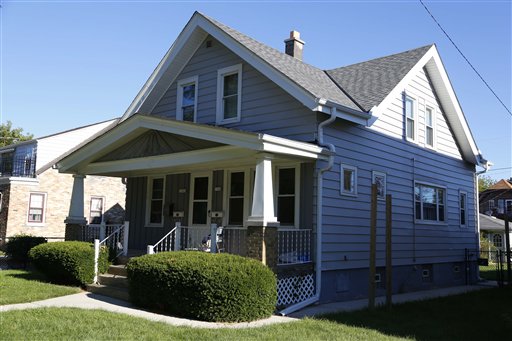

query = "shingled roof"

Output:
[[326, 45, 433, 112]]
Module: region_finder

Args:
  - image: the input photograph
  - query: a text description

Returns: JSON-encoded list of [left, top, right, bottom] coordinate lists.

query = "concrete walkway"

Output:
[[0, 282, 497, 328]]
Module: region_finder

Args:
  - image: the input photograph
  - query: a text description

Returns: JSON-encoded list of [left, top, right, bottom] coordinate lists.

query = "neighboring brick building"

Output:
[[0, 120, 126, 245]]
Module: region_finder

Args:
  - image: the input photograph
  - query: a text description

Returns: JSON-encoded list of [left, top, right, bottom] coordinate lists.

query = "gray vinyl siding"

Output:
[[369, 68, 462, 160], [321, 119, 477, 271], [151, 36, 317, 142]]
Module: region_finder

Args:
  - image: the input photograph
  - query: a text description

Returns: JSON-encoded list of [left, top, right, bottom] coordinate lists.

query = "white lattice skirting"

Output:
[[277, 273, 315, 306]]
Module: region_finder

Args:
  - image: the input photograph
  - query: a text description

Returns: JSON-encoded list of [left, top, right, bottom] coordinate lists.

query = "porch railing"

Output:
[[277, 228, 312, 265], [93, 221, 129, 283]]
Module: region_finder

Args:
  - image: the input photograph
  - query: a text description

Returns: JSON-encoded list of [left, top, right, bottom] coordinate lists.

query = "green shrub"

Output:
[[127, 252, 277, 322], [5, 235, 47, 265], [29, 241, 109, 286]]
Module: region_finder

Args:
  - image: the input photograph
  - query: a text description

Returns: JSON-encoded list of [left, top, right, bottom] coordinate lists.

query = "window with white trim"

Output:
[[340, 164, 357, 196], [147, 177, 164, 226], [176, 76, 198, 122], [28, 192, 46, 223], [372, 171, 386, 200], [277, 167, 296, 226], [90, 196, 104, 224], [459, 192, 467, 226], [405, 96, 416, 141], [216, 64, 242, 124], [414, 183, 445, 222], [228, 171, 245, 226], [425, 106, 434, 148], [488, 200, 495, 211], [493, 234, 503, 248]]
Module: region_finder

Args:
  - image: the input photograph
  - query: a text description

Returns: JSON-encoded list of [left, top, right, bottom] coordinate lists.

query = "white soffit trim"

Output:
[[368, 45, 482, 165]]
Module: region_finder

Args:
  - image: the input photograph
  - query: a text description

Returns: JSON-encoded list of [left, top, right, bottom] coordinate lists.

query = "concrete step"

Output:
[[98, 273, 129, 289], [86, 283, 130, 302], [108, 264, 128, 277]]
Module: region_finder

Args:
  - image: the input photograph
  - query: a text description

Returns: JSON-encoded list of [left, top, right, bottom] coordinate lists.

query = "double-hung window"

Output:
[[340, 164, 357, 196], [277, 168, 297, 226], [425, 107, 434, 148], [28, 192, 46, 223], [176, 76, 198, 122], [90, 196, 104, 224], [147, 178, 164, 226], [216, 64, 242, 124], [493, 234, 503, 248], [405, 96, 416, 141], [488, 200, 495, 211], [459, 192, 467, 227], [415, 183, 445, 223]]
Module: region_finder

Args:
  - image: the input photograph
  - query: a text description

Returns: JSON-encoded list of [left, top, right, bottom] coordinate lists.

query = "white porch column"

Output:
[[65, 174, 87, 240], [247, 153, 278, 226]]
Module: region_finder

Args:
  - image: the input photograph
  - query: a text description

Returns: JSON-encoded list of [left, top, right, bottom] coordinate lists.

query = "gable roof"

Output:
[[119, 11, 487, 167], [326, 45, 433, 112], [489, 179, 512, 190]]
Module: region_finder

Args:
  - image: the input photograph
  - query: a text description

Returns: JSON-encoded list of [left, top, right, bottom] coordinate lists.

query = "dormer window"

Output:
[[176, 76, 198, 122], [405, 96, 416, 141], [216, 64, 242, 124]]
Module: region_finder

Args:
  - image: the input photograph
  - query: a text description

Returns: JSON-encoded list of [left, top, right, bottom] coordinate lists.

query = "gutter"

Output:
[[279, 105, 337, 315]]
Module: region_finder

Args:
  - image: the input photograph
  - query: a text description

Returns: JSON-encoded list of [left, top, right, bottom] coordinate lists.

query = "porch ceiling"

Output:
[[57, 114, 330, 177]]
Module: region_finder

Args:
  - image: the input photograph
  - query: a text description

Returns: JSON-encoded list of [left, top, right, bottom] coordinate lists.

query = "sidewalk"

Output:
[[0, 282, 497, 328]]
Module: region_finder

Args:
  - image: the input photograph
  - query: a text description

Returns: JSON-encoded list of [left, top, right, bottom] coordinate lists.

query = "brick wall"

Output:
[[6, 169, 126, 240]]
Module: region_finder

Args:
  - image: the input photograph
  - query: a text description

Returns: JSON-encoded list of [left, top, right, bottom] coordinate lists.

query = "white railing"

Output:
[[93, 221, 129, 283], [147, 223, 180, 254], [277, 228, 312, 265]]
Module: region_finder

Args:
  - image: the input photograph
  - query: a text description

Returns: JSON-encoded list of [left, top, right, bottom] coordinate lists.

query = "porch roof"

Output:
[[56, 114, 330, 177]]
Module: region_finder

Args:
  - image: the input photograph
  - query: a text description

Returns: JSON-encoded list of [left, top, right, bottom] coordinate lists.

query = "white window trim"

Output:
[[424, 104, 436, 149], [216, 64, 242, 124], [188, 172, 212, 227], [26, 192, 47, 226], [493, 234, 503, 248], [459, 190, 467, 228], [372, 171, 387, 201], [404, 94, 417, 143], [414, 181, 447, 224], [176, 75, 199, 122], [89, 196, 105, 224], [340, 164, 358, 197], [273, 165, 301, 228], [488, 200, 495, 210], [146, 176, 165, 227]]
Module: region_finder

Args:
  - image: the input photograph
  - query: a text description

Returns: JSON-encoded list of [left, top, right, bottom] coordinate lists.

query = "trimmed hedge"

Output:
[[5, 235, 47, 265], [127, 252, 277, 322], [29, 241, 109, 286]]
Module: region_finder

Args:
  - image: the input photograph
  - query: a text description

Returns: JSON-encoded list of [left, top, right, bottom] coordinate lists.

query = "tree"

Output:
[[0, 121, 33, 147], [478, 175, 497, 193]]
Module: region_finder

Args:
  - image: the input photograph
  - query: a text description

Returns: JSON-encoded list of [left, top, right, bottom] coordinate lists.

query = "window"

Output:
[[216, 64, 242, 124], [176, 76, 198, 122], [191, 175, 209, 225], [340, 164, 357, 196], [28, 193, 46, 223], [372, 171, 386, 200], [425, 107, 434, 148], [414, 183, 445, 222], [459, 192, 467, 226], [277, 168, 296, 226], [498, 200, 505, 214], [405, 96, 416, 141], [228, 172, 245, 226], [147, 178, 164, 226], [90, 197, 104, 224], [507, 200, 512, 214], [493, 234, 503, 248], [489, 200, 495, 211]]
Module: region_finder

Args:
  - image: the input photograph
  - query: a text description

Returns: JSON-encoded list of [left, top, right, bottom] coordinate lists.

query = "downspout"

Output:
[[279, 105, 337, 315], [475, 159, 491, 255]]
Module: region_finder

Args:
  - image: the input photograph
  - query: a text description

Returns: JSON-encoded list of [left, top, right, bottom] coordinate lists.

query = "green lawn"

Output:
[[0, 287, 511, 340], [0, 270, 81, 305], [480, 263, 510, 281]]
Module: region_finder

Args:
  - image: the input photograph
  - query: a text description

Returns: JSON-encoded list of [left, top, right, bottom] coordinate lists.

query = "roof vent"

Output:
[[284, 30, 304, 61]]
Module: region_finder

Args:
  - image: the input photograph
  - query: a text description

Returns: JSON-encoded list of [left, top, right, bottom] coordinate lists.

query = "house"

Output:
[[479, 214, 510, 251], [55, 12, 489, 311], [479, 179, 512, 219], [0, 120, 126, 245]]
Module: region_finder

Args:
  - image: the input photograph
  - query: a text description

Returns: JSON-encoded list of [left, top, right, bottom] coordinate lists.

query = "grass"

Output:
[[0, 287, 511, 340], [0, 269, 81, 305], [480, 263, 510, 281]]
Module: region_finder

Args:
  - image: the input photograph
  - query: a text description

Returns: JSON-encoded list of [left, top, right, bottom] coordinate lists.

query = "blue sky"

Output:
[[1, 1, 511, 180]]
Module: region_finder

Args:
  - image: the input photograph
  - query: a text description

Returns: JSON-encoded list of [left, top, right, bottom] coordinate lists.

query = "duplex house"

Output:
[[56, 12, 488, 310], [0, 120, 126, 245]]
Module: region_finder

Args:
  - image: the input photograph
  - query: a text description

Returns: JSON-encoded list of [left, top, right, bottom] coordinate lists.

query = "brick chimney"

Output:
[[284, 30, 305, 60]]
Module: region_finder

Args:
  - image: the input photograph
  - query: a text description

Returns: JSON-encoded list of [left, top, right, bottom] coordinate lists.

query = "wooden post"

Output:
[[386, 194, 392, 309], [369, 184, 377, 309], [505, 215, 511, 285]]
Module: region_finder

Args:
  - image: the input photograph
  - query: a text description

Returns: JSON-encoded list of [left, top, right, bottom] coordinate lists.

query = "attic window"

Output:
[[176, 76, 198, 122], [216, 64, 242, 124], [206, 40, 212, 48], [404, 96, 416, 142]]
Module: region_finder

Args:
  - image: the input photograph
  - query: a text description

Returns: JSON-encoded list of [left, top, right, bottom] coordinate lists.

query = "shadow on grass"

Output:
[[318, 287, 512, 341]]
